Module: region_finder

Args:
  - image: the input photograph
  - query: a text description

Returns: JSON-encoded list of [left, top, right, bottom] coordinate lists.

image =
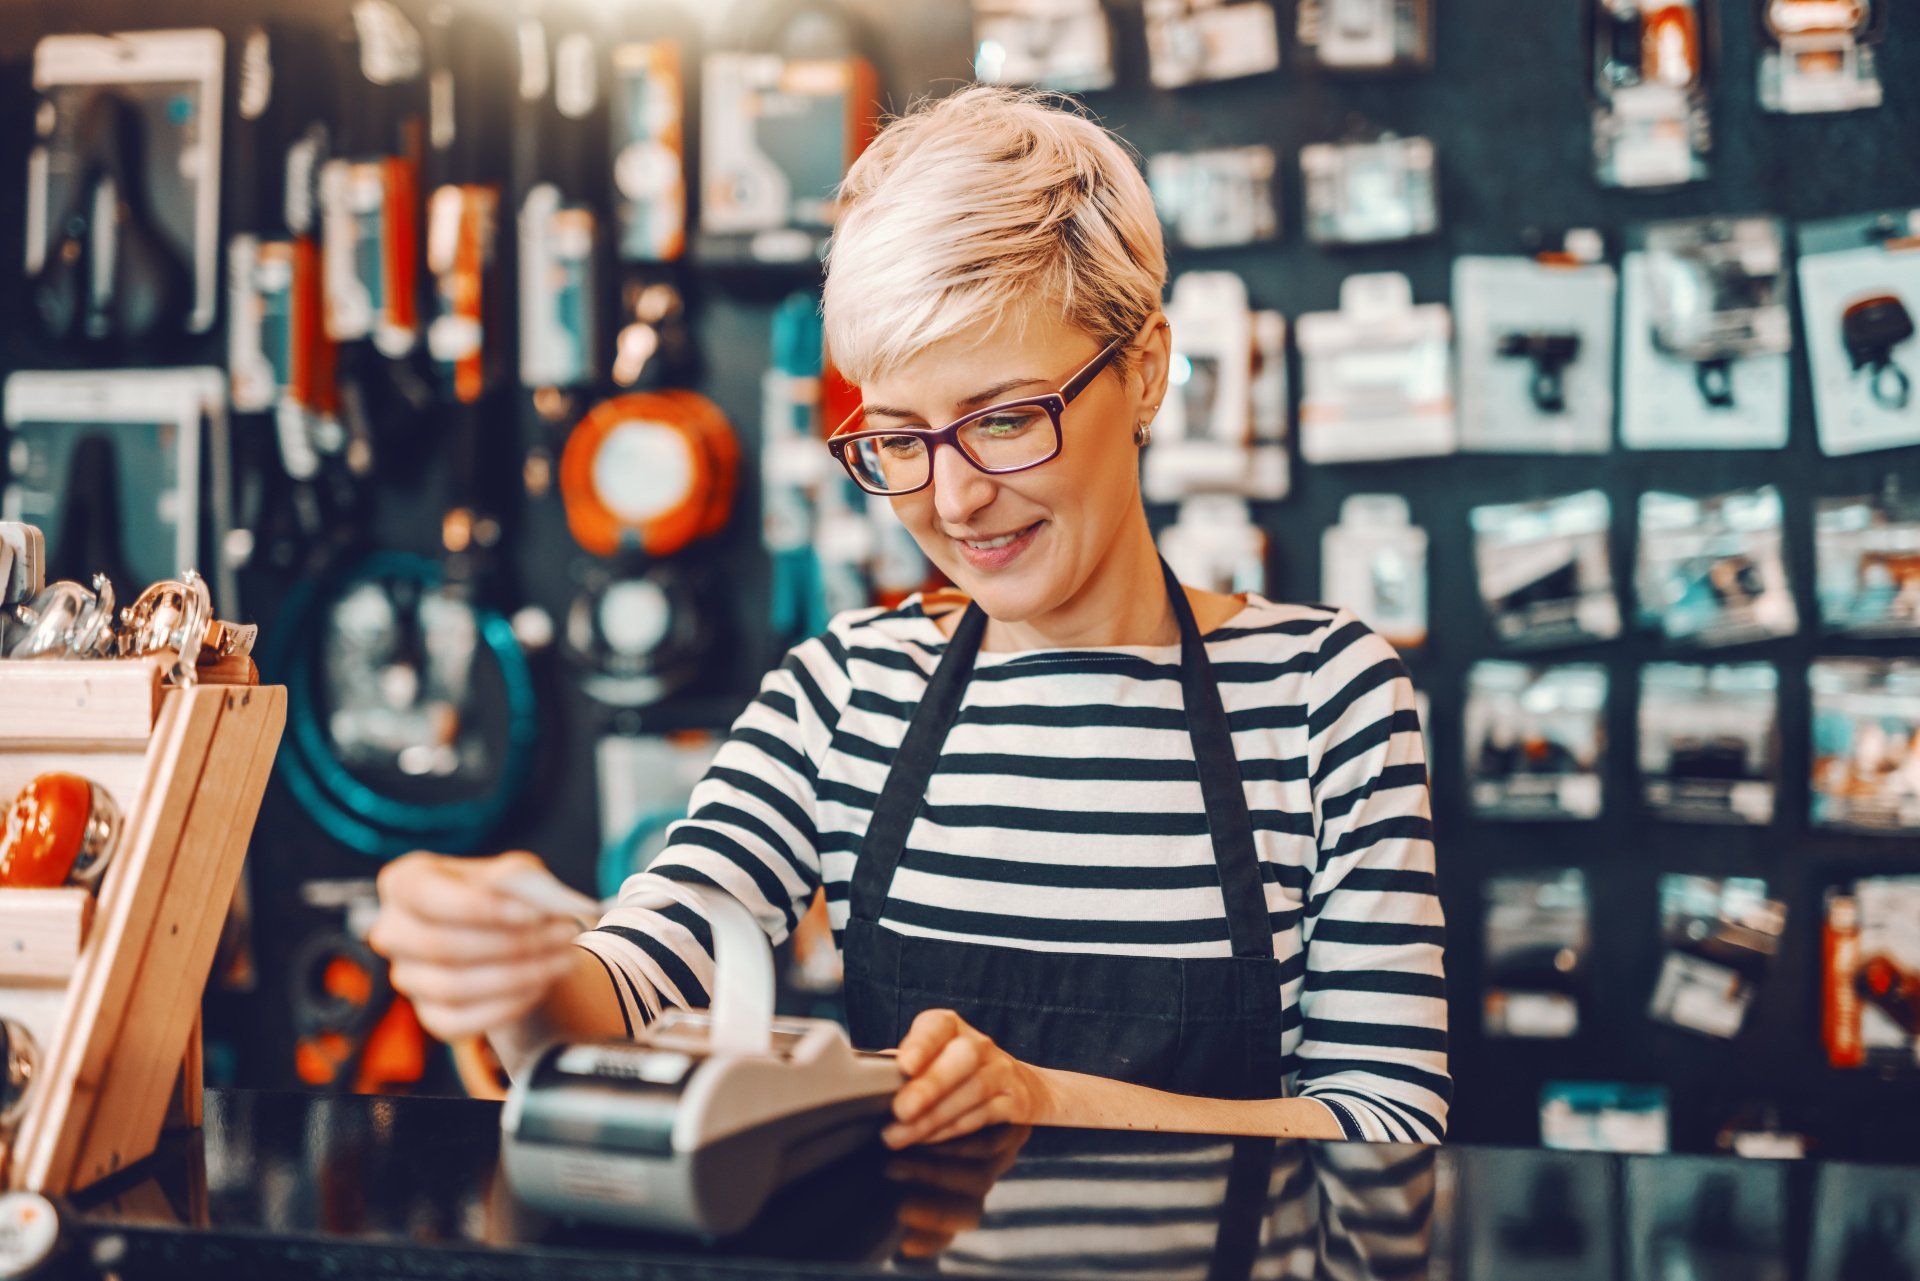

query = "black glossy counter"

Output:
[[45, 1089, 1920, 1280]]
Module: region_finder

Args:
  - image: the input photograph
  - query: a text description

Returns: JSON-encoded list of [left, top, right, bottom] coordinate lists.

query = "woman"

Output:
[[370, 86, 1448, 1148]]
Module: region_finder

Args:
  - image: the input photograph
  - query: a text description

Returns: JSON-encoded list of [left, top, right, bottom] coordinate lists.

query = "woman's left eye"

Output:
[[976, 416, 1030, 437]]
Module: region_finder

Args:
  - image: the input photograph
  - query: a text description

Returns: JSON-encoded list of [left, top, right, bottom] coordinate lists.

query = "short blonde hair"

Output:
[[822, 85, 1167, 386]]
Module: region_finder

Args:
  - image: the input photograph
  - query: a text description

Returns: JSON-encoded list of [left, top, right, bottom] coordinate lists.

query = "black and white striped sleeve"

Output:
[[574, 623, 852, 1028], [1290, 610, 1450, 1143]]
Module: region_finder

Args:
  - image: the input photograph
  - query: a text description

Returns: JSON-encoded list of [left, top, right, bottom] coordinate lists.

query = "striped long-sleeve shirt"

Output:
[[578, 593, 1450, 1142]]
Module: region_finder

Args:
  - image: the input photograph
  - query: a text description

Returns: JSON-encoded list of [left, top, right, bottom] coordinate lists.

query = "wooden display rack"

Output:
[[0, 659, 284, 1194]]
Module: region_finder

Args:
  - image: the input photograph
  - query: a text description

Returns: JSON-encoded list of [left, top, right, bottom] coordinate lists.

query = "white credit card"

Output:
[[496, 868, 605, 926]]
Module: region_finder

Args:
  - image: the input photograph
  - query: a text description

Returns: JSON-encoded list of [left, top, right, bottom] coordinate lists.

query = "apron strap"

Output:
[[1162, 561, 1273, 961], [848, 599, 988, 924]]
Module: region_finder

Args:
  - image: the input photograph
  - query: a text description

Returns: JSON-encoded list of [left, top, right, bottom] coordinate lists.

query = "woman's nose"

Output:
[[930, 444, 996, 524]]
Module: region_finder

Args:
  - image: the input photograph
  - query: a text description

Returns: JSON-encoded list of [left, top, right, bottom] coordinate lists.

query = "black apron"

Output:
[[842, 561, 1289, 1102]]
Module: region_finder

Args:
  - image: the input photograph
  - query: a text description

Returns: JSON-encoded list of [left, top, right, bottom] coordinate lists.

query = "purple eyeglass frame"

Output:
[[826, 332, 1130, 497]]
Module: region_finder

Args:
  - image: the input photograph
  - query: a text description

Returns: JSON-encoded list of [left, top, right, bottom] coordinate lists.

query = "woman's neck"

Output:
[[980, 505, 1177, 652]]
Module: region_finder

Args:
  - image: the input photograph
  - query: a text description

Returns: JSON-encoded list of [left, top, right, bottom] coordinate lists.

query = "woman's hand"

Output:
[[883, 1009, 1051, 1148], [368, 850, 585, 1042]]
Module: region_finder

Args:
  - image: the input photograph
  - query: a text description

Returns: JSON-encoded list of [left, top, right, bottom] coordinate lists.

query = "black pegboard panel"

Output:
[[1, 0, 1917, 1153]]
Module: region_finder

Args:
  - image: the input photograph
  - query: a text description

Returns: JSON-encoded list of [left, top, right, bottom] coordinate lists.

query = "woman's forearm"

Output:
[[487, 948, 632, 1079], [1030, 1066, 1348, 1140]]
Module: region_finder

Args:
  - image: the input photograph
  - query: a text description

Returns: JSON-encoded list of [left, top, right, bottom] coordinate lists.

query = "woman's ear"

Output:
[[1131, 311, 1172, 426]]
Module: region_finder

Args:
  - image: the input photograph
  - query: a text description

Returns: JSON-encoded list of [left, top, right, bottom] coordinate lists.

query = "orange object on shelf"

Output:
[[0, 773, 120, 889]]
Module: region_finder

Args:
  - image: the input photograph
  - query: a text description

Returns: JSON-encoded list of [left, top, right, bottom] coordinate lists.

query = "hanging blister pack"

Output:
[[1143, 0, 1282, 89], [1483, 871, 1590, 1039], [1148, 146, 1279, 250], [3, 369, 233, 609], [1297, 272, 1454, 463], [1454, 240, 1617, 453], [610, 40, 688, 263], [593, 733, 719, 901], [1464, 661, 1608, 820], [229, 236, 298, 415], [763, 293, 833, 641], [519, 185, 598, 390], [1639, 662, 1779, 825], [1759, 0, 1883, 115], [26, 29, 225, 344], [1810, 658, 1920, 834], [321, 3, 424, 360], [1648, 875, 1785, 1040], [1322, 494, 1428, 650], [1620, 217, 1791, 449], [1796, 209, 1920, 456], [1144, 274, 1288, 502], [1816, 482, 1920, 637], [698, 51, 876, 264], [1157, 496, 1268, 595], [426, 184, 498, 405], [1300, 135, 1437, 246], [1296, 0, 1432, 71], [971, 0, 1117, 91], [1590, 0, 1711, 189], [1636, 485, 1798, 646], [1823, 876, 1920, 1071], [1471, 489, 1621, 648]]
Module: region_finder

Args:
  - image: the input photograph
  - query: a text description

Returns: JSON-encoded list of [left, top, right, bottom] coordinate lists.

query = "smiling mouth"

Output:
[[960, 524, 1040, 551]]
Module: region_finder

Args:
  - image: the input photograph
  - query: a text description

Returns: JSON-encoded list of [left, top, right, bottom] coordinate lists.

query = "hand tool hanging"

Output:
[[512, 0, 615, 497]]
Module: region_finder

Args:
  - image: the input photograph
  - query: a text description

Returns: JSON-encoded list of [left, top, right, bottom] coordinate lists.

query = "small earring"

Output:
[[1133, 422, 1153, 447]]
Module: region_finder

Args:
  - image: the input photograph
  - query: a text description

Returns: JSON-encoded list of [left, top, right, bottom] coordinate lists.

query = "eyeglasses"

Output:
[[826, 333, 1129, 497]]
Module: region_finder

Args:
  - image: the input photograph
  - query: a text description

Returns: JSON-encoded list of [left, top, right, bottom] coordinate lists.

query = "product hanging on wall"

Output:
[[1296, 272, 1454, 463], [1823, 875, 1920, 1072], [1300, 134, 1438, 247], [1453, 239, 1617, 453], [1639, 662, 1779, 824], [1157, 495, 1268, 594], [1797, 209, 1920, 456], [1295, 0, 1432, 71], [1620, 217, 1792, 449], [1758, 0, 1883, 115], [559, 390, 738, 559], [1142, 0, 1282, 89], [698, 3, 877, 265], [266, 551, 539, 859], [1144, 273, 1288, 503], [563, 561, 712, 711], [1589, 0, 1711, 189], [1148, 147, 1280, 250], [2, 369, 233, 612], [1470, 489, 1620, 649], [1815, 480, 1920, 637], [1322, 494, 1427, 650], [609, 36, 688, 263], [26, 28, 224, 346], [1541, 1082, 1671, 1153], [970, 0, 1116, 91], [1647, 874, 1785, 1041], [593, 732, 718, 901], [1464, 660, 1608, 820], [1809, 658, 1920, 835], [1635, 485, 1798, 647], [1482, 870, 1590, 1040]]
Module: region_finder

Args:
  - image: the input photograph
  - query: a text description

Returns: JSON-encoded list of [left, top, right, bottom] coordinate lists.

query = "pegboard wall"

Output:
[[1, 0, 1918, 1156]]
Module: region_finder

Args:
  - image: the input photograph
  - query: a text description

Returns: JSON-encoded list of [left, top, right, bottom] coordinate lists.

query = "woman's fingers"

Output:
[[389, 949, 579, 1009], [914, 1097, 1014, 1148], [893, 1031, 981, 1124], [377, 851, 548, 928], [413, 990, 554, 1043], [895, 1008, 963, 1075], [885, 1072, 989, 1147], [370, 912, 579, 966]]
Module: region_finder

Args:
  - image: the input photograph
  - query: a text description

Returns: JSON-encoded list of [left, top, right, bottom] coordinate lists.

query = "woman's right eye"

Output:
[[881, 435, 926, 458]]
